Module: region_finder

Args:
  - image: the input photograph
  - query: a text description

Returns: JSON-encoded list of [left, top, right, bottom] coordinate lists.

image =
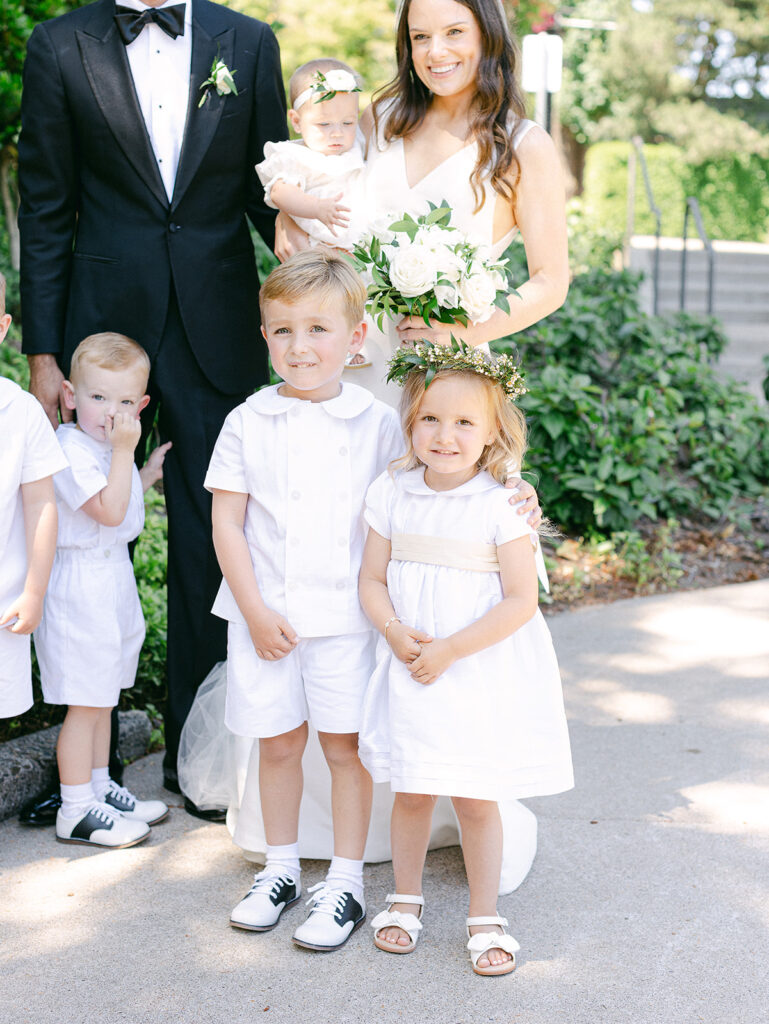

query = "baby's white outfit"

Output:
[[35, 424, 145, 707], [0, 380, 68, 718], [256, 139, 365, 251], [204, 382, 402, 738], [360, 467, 574, 802]]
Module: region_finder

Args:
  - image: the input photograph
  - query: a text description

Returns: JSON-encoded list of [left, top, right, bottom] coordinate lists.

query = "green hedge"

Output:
[[498, 245, 769, 534], [582, 140, 769, 243]]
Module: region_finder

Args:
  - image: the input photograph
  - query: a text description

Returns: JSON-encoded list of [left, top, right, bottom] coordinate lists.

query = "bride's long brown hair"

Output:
[[373, 0, 527, 213]]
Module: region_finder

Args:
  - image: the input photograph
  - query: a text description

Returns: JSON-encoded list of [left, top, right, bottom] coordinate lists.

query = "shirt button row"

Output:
[[335, 581, 345, 591], [339, 446, 348, 456]]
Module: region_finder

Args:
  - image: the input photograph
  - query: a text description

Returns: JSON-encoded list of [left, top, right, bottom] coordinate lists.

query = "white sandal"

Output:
[[466, 915, 520, 976], [371, 893, 424, 954]]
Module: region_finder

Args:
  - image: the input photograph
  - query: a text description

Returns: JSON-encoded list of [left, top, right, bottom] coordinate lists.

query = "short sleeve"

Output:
[[205, 409, 248, 494], [54, 436, 108, 511], [20, 394, 69, 484], [364, 471, 395, 539], [491, 487, 538, 548], [256, 141, 309, 208]]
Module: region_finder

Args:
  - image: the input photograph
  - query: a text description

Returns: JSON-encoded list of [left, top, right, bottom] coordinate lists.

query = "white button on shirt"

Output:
[[204, 383, 404, 638], [120, 0, 193, 200]]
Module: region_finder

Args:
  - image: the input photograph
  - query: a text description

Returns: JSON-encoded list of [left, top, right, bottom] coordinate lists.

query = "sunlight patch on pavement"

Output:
[[667, 781, 769, 836], [634, 605, 769, 669], [594, 690, 675, 724]]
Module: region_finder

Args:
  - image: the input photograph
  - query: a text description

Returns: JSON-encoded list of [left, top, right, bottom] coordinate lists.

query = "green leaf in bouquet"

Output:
[[424, 205, 452, 226], [495, 294, 511, 315], [371, 266, 388, 288]]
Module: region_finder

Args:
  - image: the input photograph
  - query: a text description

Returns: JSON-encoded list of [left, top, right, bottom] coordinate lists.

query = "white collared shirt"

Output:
[[204, 382, 404, 638], [120, 0, 193, 200], [0, 380, 69, 609]]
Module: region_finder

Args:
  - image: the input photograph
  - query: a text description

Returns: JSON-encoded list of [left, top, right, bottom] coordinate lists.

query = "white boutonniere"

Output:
[[199, 57, 238, 108]]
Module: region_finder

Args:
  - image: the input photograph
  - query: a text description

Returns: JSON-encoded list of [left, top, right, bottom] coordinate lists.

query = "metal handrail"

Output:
[[626, 136, 662, 314], [681, 197, 715, 315]]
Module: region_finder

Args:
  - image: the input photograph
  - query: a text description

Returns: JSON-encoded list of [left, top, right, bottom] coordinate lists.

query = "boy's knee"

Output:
[[396, 792, 436, 813], [260, 725, 307, 764], [317, 731, 360, 770], [451, 796, 495, 823]]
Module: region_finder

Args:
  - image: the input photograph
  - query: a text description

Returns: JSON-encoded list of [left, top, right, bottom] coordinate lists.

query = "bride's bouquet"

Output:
[[351, 201, 515, 330]]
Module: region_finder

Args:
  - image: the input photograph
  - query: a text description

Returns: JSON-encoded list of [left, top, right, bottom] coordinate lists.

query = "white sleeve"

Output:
[[54, 439, 107, 512], [20, 394, 69, 484], [364, 471, 395, 539], [204, 409, 248, 494], [492, 487, 538, 547], [256, 141, 310, 209]]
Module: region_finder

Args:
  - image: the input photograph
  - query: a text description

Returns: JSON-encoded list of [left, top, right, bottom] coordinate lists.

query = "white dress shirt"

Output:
[[204, 383, 404, 638], [120, 0, 193, 200]]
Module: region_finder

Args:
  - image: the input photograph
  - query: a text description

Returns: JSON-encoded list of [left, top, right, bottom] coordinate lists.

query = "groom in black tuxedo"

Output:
[[19, 0, 287, 811]]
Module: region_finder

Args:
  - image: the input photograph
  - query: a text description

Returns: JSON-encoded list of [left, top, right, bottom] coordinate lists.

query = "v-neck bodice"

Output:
[[362, 113, 536, 259]]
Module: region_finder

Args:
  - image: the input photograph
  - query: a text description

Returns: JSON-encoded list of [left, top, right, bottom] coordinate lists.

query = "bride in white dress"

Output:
[[186, 0, 568, 899]]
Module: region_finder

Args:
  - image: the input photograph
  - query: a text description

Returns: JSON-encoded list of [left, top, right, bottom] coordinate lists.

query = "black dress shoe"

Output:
[[183, 797, 227, 823], [19, 790, 62, 826], [162, 769, 182, 794]]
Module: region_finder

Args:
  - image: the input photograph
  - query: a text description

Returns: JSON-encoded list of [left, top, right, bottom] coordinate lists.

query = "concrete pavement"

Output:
[[1, 580, 767, 1024]]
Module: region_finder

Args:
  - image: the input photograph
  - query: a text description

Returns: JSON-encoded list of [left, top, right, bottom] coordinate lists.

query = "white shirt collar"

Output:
[[398, 466, 500, 496], [246, 382, 375, 420], [117, 0, 192, 28]]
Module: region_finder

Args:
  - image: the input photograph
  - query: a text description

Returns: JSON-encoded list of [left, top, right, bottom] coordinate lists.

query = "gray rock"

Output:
[[0, 709, 152, 821]]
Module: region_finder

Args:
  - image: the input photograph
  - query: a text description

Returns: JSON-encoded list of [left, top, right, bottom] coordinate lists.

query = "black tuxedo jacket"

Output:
[[18, 0, 288, 393]]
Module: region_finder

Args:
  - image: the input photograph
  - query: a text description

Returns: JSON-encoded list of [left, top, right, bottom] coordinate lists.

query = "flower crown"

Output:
[[293, 69, 362, 110], [386, 339, 526, 402]]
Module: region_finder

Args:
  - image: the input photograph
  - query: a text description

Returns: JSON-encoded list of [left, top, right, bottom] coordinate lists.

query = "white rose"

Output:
[[389, 244, 439, 298], [215, 64, 233, 94], [458, 271, 499, 324], [321, 69, 359, 93], [435, 282, 461, 309]]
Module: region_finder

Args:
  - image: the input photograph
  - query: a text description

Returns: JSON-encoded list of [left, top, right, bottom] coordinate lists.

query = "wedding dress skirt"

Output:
[[178, 662, 537, 894]]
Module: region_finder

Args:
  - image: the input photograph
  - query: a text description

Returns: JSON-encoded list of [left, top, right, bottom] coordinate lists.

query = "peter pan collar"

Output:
[[398, 467, 501, 496], [246, 381, 375, 420], [0, 376, 21, 410]]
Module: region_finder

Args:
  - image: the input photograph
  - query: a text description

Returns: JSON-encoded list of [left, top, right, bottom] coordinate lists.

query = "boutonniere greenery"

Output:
[[199, 57, 238, 108]]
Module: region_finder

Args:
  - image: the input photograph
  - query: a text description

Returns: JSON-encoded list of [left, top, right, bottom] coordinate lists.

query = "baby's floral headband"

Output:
[[387, 338, 527, 402], [293, 69, 362, 110]]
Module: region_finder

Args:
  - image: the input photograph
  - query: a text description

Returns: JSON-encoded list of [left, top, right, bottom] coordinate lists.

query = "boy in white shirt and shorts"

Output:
[[0, 272, 66, 720], [206, 249, 402, 950]]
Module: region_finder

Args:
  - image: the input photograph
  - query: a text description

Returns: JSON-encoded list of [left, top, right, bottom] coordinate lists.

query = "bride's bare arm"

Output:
[[396, 127, 569, 348]]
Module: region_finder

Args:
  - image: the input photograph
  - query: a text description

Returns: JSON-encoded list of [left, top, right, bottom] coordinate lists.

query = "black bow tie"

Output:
[[114, 4, 186, 44]]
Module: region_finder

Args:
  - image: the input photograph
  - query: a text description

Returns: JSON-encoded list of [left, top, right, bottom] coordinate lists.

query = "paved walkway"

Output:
[[1, 580, 767, 1024]]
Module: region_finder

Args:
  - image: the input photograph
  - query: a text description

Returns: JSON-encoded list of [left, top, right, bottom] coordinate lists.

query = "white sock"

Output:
[[265, 843, 301, 881], [91, 766, 110, 802], [60, 782, 96, 820], [325, 856, 364, 900]]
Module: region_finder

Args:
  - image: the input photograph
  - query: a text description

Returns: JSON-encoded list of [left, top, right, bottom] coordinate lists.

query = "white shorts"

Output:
[[225, 624, 376, 738], [0, 628, 32, 719], [35, 546, 145, 707]]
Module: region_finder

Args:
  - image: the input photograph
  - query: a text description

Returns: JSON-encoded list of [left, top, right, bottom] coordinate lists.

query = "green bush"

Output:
[[582, 141, 769, 243], [128, 487, 168, 711], [496, 263, 769, 534]]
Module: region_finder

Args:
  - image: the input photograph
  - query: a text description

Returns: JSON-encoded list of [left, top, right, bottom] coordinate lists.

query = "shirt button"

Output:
[[290, 537, 300, 547], [337, 537, 346, 546], [104, 550, 111, 559], [290, 407, 300, 417], [339, 446, 348, 456], [291, 491, 301, 500], [335, 580, 345, 591]]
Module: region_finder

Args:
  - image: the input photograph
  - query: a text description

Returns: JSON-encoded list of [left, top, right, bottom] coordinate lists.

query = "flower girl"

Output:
[[358, 342, 573, 975]]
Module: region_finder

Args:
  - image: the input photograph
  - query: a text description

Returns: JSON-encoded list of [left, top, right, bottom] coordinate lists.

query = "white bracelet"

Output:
[[383, 616, 400, 641]]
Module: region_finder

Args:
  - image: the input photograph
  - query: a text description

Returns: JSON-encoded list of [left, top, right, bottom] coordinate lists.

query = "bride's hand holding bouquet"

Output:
[[351, 201, 517, 348]]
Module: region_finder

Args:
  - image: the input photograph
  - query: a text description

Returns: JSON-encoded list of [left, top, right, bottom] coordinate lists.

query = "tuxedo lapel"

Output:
[[172, 0, 233, 211], [76, 0, 168, 210]]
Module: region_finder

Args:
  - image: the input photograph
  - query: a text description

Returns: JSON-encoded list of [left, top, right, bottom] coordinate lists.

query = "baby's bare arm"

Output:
[[270, 181, 350, 233]]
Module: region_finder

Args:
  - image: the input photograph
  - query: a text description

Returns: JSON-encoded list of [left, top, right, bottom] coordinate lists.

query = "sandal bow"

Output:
[[371, 893, 424, 954], [466, 915, 520, 976]]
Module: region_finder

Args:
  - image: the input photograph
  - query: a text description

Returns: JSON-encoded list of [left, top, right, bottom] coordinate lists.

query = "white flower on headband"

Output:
[[293, 68, 362, 110]]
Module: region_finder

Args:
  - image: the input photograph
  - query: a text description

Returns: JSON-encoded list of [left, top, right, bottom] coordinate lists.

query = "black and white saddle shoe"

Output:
[[103, 780, 169, 825], [55, 803, 150, 849], [230, 869, 301, 932], [292, 883, 366, 951]]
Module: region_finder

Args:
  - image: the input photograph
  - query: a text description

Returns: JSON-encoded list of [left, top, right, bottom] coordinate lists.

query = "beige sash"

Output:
[[391, 533, 500, 573]]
